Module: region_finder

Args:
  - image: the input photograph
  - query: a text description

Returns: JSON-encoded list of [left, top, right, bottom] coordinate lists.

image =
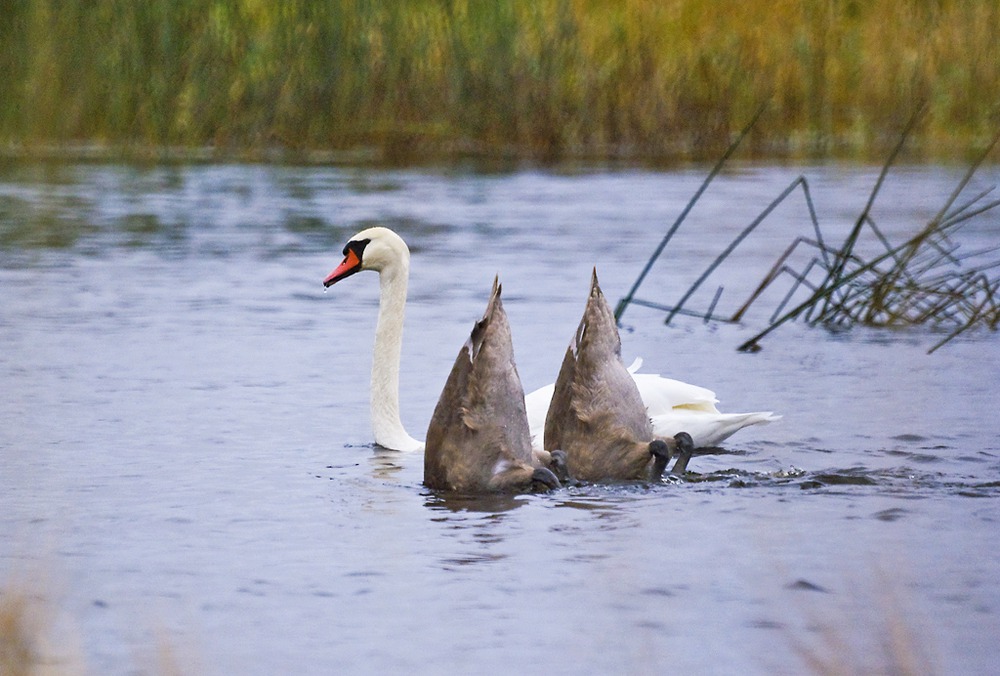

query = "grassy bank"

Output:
[[2, 0, 998, 162]]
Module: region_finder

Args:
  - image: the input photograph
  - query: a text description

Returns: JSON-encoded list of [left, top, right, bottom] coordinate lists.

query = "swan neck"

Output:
[[371, 262, 420, 450], [374, 266, 407, 386]]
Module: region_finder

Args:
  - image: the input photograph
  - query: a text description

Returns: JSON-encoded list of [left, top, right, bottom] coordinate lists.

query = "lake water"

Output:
[[2, 160, 999, 675]]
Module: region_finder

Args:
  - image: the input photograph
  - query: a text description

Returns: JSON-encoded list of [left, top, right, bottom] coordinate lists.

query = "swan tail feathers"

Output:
[[651, 410, 779, 448]]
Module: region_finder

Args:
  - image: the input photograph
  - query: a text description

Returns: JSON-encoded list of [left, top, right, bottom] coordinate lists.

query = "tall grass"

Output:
[[2, 0, 998, 161]]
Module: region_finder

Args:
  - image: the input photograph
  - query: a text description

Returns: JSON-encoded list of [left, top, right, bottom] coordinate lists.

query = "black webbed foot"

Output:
[[648, 439, 671, 481], [670, 432, 695, 476], [548, 449, 570, 483], [531, 467, 561, 491]]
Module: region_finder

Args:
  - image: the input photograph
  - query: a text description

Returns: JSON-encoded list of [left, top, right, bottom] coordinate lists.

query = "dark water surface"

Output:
[[2, 161, 999, 674]]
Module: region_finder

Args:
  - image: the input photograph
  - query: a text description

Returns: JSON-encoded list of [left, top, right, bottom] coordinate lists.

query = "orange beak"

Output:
[[323, 248, 362, 287]]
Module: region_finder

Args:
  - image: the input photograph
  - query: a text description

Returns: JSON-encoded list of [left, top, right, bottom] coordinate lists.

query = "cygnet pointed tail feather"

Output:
[[544, 270, 661, 482], [425, 279, 554, 493]]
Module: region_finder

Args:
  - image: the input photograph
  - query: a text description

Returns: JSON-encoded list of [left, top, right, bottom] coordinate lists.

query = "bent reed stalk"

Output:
[[614, 108, 1000, 354], [1, 0, 998, 162]]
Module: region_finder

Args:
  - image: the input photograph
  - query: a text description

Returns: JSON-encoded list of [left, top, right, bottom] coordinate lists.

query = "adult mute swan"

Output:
[[544, 269, 694, 482], [323, 227, 778, 452], [424, 276, 560, 492]]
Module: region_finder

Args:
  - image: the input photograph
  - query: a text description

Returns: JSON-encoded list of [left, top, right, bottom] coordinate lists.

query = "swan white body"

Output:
[[324, 227, 779, 452], [527, 358, 779, 449]]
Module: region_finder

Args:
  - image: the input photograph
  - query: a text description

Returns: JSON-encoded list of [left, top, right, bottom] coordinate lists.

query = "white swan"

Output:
[[324, 227, 779, 452], [526, 360, 779, 449]]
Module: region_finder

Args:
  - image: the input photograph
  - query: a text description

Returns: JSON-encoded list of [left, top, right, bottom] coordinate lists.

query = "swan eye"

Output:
[[343, 238, 371, 260]]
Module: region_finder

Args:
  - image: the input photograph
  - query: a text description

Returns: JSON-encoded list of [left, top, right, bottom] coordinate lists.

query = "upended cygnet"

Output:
[[424, 277, 561, 493], [545, 269, 693, 482]]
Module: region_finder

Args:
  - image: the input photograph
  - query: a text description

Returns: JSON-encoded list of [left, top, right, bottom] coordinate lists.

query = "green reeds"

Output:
[[1, 0, 999, 161]]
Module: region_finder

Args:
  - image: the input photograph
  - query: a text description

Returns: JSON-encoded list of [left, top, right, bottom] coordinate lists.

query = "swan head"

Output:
[[324, 227, 409, 287]]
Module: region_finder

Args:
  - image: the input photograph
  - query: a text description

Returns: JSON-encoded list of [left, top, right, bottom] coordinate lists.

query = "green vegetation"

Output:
[[2, 0, 998, 162]]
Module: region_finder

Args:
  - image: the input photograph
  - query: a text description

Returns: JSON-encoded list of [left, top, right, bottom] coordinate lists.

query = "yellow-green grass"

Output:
[[1, 0, 998, 162]]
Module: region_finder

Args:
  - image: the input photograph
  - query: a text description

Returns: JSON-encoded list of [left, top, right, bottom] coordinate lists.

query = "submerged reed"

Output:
[[733, 124, 1000, 353], [1, 0, 998, 161], [615, 109, 1000, 353]]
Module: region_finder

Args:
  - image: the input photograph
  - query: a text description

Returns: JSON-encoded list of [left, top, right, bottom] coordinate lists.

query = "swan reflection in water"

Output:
[[424, 491, 532, 514], [367, 444, 405, 480]]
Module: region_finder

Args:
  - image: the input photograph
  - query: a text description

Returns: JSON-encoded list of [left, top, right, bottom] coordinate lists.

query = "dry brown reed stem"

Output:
[[0, 573, 192, 676], [0, 578, 58, 676], [0, 590, 39, 676], [613, 105, 1000, 353], [733, 124, 1000, 352], [784, 564, 940, 676], [615, 100, 769, 322]]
